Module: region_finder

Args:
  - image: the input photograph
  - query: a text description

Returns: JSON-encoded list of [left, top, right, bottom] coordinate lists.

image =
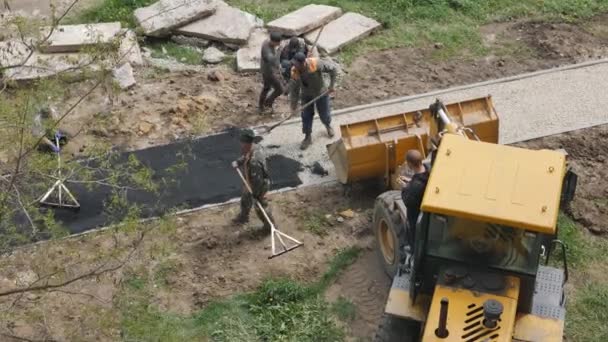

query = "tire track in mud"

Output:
[[326, 250, 392, 339]]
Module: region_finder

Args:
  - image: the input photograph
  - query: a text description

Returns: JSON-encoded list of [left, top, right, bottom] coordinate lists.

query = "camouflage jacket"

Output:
[[237, 146, 270, 195]]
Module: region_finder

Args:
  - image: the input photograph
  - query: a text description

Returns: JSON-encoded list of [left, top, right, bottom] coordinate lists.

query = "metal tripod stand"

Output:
[[38, 137, 80, 210]]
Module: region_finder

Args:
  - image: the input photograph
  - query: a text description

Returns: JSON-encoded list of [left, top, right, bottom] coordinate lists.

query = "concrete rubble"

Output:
[[118, 29, 144, 66], [236, 28, 267, 72], [112, 62, 136, 89], [0, 40, 94, 81], [175, 2, 263, 45], [266, 4, 342, 36], [40, 22, 122, 53], [202, 46, 225, 64], [134, 0, 218, 37], [304, 12, 381, 54]]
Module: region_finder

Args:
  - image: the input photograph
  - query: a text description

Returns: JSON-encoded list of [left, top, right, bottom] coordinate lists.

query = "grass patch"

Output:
[[556, 214, 608, 267], [226, 0, 608, 63], [75, 0, 156, 27], [331, 296, 357, 321], [567, 282, 608, 341], [119, 247, 361, 341], [302, 211, 332, 236], [149, 42, 202, 65]]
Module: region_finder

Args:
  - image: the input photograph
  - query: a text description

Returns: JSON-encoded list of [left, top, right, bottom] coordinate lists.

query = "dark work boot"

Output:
[[232, 213, 249, 225], [325, 124, 335, 138], [300, 134, 312, 150]]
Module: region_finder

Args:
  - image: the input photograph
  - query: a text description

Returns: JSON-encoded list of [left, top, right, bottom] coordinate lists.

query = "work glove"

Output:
[[50, 144, 61, 153], [232, 161, 238, 168]]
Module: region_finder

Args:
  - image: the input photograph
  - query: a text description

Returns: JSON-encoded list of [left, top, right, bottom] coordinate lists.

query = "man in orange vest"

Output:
[[287, 52, 337, 150]]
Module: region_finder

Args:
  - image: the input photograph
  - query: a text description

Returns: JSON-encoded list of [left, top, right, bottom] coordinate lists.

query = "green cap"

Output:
[[240, 128, 256, 143]]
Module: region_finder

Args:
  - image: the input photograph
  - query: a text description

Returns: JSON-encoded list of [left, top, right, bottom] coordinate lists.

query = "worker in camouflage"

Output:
[[258, 32, 284, 114], [232, 129, 274, 231]]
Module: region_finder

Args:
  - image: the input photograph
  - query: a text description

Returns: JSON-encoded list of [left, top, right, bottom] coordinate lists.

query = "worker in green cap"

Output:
[[231, 129, 274, 231]]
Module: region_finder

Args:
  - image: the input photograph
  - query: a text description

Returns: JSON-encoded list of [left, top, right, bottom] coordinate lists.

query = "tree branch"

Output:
[[0, 231, 145, 298]]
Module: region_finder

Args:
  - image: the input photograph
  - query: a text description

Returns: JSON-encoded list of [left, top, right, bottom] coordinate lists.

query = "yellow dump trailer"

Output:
[[327, 96, 499, 188]]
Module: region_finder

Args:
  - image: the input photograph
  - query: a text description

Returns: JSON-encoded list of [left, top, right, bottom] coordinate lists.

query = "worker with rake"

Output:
[[231, 129, 275, 232]]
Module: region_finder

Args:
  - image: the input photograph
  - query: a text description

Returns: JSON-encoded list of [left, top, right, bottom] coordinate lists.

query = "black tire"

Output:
[[373, 190, 407, 279], [373, 314, 420, 342]]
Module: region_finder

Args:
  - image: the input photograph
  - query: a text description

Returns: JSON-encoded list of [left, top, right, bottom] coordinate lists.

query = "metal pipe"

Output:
[[437, 108, 452, 126], [435, 297, 449, 338]]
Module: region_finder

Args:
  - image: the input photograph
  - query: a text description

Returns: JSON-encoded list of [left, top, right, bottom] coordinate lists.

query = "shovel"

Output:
[[234, 167, 303, 259], [258, 90, 329, 134]]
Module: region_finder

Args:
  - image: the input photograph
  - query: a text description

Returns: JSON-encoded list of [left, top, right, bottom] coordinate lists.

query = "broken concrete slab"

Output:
[[304, 12, 380, 54], [118, 29, 144, 66], [266, 4, 342, 36], [134, 0, 218, 38], [112, 62, 136, 89], [0, 40, 95, 81], [175, 4, 263, 45], [40, 22, 122, 53], [202, 46, 224, 64], [236, 28, 267, 72]]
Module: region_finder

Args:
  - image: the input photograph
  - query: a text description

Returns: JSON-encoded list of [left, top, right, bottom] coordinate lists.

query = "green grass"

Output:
[[331, 296, 357, 321], [302, 211, 331, 236], [119, 247, 362, 341], [149, 42, 202, 65], [555, 214, 608, 341], [226, 0, 608, 63], [567, 283, 608, 341], [75, 0, 156, 27], [556, 214, 608, 267]]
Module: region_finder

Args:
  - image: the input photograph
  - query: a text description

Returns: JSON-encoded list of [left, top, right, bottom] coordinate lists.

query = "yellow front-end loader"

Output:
[[326, 96, 577, 342]]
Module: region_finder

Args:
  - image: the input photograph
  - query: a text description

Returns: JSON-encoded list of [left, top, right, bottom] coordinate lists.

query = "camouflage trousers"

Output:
[[239, 183, 274, 228]]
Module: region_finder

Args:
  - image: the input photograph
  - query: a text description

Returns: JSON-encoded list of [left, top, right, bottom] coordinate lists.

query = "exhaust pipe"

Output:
[[435, 297, 449, 338]]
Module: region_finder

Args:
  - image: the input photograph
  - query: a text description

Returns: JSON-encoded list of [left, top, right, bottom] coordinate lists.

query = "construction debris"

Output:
[[112, 62, 136, 89], [202, 46, 225, 64], [40, 22, 122, 53], [118, 29, 144, 66], [207, 69, 225, 81], [171, 35, 211, 48], [304, 12, 381, 54], [266, 4, 342, 36], [236, 28, 267, 72], [175, 3, 263, 45], [134, 0, 218, 37], [0, 40, 94, 81], [339, 209, 356, 219]]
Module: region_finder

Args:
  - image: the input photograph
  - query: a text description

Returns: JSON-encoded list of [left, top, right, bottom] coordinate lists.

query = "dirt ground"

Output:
[[1, 8, 608, 342], [0, 184, 386, 341], [53, 14, 608, 156]]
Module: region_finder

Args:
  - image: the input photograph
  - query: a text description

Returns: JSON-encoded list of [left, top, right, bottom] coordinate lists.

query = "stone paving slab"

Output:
[[0, 40, 94, 81], [236, 28, 267, 72], [175, 3, 263, 45], [134, 0, 218, 37], [266, 4, 342, 36], [40, 22, 122, 53], [304, 12, 381, 54]]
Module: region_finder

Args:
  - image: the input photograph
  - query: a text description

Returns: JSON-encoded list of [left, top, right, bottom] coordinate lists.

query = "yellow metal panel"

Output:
[[422, 279, 520, 342], [513, 313, 564, 342], [421, 134, 565, 234], [328, 96, 499, 186], [385, 288, 430, 321]]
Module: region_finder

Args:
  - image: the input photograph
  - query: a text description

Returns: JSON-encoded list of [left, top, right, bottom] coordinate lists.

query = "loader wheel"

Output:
[[374, 191, 406, 279], [373, 314, 420, 342]]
